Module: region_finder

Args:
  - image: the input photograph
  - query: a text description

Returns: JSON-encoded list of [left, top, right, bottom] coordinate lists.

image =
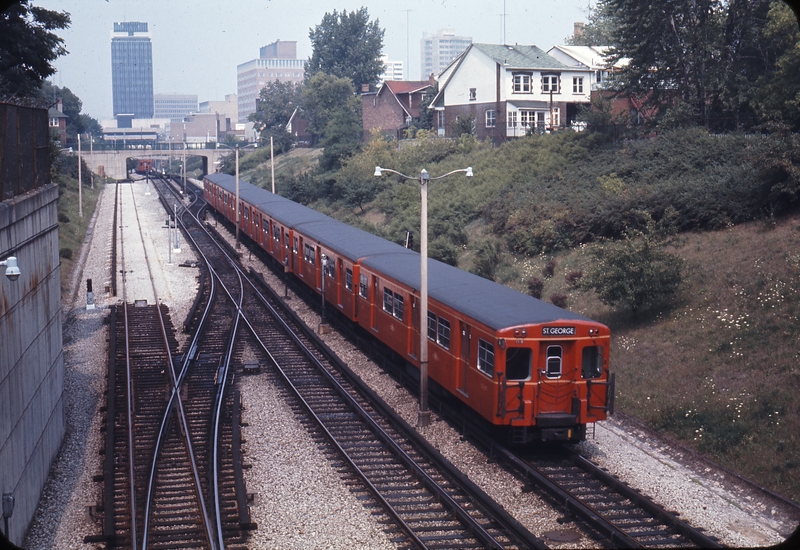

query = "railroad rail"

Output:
[[153, 175, 548, 549], [87, 181, 250, 549]]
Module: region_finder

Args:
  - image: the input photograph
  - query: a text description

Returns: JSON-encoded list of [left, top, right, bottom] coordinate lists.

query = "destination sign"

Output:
[[542, 326, 576, 336]]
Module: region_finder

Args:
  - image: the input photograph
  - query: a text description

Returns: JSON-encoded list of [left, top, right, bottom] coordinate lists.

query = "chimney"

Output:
[[573, 22, 585, 38], [57, 98, 63, 112], [428, 73, 435, 85], [361, 83, 370, 93]]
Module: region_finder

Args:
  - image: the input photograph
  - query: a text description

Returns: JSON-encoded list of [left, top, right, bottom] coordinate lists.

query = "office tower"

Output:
[[379, 55, 404, 83], [420, 29, 472, 79], [154, 93, 198, 122], [111, 21, 154, 118], [237, 40, 305, 123]]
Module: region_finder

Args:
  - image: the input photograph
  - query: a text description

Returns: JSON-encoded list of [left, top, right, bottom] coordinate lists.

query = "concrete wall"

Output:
[[0, 183, 64, 546]]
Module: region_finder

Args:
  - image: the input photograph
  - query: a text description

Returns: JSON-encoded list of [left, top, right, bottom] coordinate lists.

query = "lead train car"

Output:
[[204, 173, 613, 443]]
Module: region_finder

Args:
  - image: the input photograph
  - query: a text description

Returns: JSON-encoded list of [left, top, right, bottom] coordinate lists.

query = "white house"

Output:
[[546, 45, 628, 91], [429, 43, 594, 142]]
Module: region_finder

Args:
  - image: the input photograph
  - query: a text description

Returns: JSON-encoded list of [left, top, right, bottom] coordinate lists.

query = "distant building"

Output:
[[379, 55, 404, 83], [237, 40, 305, 123], [111, 21, 154, 118], [420, 29, 472, 80], [199, 94, 237, 121], [362, 79, 434, 141], [154, 93, 198, 122], [48, 98, 68, 145]]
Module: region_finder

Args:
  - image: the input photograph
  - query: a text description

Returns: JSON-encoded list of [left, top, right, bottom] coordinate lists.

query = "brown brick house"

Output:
[[361, 79, 434, 141]]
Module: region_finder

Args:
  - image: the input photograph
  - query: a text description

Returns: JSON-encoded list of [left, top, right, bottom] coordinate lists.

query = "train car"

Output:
[[136, 158, 153, 174], [203, 173, 614, 443]]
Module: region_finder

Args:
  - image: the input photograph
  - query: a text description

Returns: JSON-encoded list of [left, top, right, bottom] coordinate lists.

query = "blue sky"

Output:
[[35, 0, 594, 118]]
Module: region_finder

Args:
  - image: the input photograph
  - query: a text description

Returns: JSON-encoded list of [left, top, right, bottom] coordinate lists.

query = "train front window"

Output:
[[582, 346, 603, 379], [506, 347, 531, 381], [546, 346, 562, 378]]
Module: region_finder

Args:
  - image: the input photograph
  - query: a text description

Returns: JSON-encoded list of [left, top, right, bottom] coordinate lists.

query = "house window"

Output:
[[303, 243, 315, 265], [546, 345, 562, 378], [573, 76, 584, 94], [507, 111, 517, 127], [542, 75, 560, 93], [485, 110, 496, 128], [345, 268, 353, 291], [513, 74, 531, 93], [469, 88, 476, 101], [437, 111, 445, 130], [359, 274, 368, 298], [478, 339, 495, 377], [520, 110, 535, 127], [49, 118, 59, 127]]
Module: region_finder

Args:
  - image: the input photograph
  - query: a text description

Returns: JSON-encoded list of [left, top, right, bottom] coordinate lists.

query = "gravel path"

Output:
[[22, 180, 797, 549]]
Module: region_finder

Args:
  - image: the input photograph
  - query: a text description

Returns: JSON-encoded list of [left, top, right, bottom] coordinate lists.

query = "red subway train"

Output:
[[203, 173, 614, 443]]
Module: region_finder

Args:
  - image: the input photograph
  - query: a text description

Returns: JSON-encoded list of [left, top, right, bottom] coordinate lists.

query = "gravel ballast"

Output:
[[23, 180, 797, 548]]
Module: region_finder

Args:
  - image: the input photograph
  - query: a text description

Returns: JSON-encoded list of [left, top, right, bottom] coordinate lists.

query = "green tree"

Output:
[[417, 81, 438, 131], [566, 3, 616, 46], [319, 102, 362, 171], [600, 0, 776, 128], [302, 72, 358, 143], [36, 82, 102, 144], [248, 79, 301, 153], [582, 215, 683, 315], [306, 8, 384, 91], [0, 1, 70, 99]]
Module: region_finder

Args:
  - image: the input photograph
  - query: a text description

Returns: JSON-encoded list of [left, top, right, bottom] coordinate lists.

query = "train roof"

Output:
[[204, 173, 592, 330]]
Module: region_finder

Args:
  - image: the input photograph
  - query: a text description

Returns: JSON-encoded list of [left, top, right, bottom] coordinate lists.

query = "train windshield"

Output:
[[582, 346, 604, 379], [505, 347, 531, 381]]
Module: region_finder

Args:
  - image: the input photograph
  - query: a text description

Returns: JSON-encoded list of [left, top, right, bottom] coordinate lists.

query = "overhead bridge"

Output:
[[74, 149, 229, 180]]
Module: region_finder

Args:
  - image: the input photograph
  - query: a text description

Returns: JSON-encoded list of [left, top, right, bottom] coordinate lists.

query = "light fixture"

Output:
[[1, 256, 20, 282]]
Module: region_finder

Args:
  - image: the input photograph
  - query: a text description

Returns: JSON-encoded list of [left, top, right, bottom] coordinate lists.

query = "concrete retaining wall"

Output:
[[0, 183, 64, 546]]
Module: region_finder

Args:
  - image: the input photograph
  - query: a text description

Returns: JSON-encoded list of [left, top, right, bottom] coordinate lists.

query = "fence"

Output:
[[1, 102, 50, 201]]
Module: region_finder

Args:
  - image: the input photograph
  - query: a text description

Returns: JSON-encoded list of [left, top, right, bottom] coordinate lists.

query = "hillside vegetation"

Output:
[[241, 127, 800, 503]]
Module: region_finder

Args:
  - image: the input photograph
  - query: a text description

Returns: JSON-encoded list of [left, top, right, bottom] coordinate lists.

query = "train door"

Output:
[[458, 322, 470, 396], [297, 236, 305, 279], [337, 259, 344, 307], [536, 342, 575, 414], [371, 275, 379, 331], [410, 298, 420, 359]]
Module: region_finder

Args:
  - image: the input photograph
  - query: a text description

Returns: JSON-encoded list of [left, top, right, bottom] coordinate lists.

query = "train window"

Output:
[[303, 243, 315, 265], [345, 268, 353, 291], [293, 237, 298, 253], [437, 317, 451, 350], [383, 288, 393, 313], [262, 223, 269, 237], [243, 208, 249, 220], [427, 312, 437, 340], [359, 274, 368, 299], [272, 224, 280, 242], [393, 293, 404, 321], [478, 339, 495, 377], [582, 346, 603, 379], [324, 258, 335, 279], [285, 234, 290, 249], [546, 346, 562, 378], [506, 347, 532, 381]]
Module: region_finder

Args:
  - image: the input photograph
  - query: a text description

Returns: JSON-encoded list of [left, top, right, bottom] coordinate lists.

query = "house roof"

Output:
[[472, 43, 570, 70], [376, 80, 432, 119], [48, 107, 68, 119], [547, 45, 627, 70]]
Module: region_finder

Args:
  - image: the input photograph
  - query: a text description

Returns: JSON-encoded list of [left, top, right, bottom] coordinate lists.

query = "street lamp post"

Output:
[[217, 142, 257, 248], [374, 165, 473, 427]]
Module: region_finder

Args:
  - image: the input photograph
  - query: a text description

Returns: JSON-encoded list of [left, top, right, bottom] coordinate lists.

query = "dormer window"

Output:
[[469, 88, 476, 101]]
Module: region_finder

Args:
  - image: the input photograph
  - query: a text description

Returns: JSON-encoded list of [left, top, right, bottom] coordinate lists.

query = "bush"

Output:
[[565, 269, 583, 287], [59, 247, 73, 259], [58, 212, 70, 223], [549, 292, 568, 308], [543, 259, 556, 278], [526, 277, 544, 299], [470, 237, 500, 280], [582, 225, 683, 315]]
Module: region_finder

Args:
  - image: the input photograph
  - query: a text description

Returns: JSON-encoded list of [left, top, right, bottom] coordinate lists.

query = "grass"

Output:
[[56, 171, 103, 295], [493, 215, 800, 503]]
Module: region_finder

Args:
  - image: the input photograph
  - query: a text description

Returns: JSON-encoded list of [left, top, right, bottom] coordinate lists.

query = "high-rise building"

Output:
[[420, 29, 472, 79], [154, 93, 198, 122], [111, 21, 154, 118], [237, 40, 305, 123], [379, 55, 404, 83]]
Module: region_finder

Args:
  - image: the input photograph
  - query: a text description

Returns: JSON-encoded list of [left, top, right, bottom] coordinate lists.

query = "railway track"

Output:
[[150, 176, 548, 549], [88, 181, 250, 549]]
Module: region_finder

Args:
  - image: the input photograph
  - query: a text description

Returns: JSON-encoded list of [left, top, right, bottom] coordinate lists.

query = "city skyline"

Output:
[[34, 0, 593, 119]]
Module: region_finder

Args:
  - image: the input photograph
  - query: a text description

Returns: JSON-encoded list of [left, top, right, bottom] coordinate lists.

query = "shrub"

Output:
[[550, 293, 568, 308], [526, 277, 544, 299], [58, 212, 70, 223], [565, 269, 583, 287], [59, 247, 73, 259], [543, 259, 556, 278], [470, 237, 500, 280]]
